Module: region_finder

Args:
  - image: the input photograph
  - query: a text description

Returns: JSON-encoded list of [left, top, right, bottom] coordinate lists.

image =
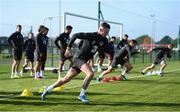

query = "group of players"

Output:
[[8, 25, 49, 79], [8, 23, 173, 104]]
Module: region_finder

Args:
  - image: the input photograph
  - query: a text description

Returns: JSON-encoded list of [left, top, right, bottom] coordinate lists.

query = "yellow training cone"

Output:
[[52, 86, 65, 92], [20, 88, 33, 96], [38, 86, 45, 93]]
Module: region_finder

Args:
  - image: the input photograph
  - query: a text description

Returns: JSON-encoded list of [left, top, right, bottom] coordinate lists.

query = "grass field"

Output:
[[0, 61, 180, 111]]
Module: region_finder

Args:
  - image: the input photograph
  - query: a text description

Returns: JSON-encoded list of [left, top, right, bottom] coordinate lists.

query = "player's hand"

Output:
[[65, 47, 71, 58], [147, 48, 153, 53]]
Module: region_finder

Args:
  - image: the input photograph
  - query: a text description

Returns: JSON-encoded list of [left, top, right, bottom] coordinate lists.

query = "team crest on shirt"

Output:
[[91, 46, 98, 53], [92, 41, 96, 45], [99, 42, 104, 46]]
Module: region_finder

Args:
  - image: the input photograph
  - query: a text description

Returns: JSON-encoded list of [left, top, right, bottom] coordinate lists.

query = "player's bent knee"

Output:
[[87, 72, 94, 77]]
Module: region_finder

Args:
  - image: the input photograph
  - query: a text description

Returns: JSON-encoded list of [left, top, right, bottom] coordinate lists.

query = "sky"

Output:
[[0, 0, 180, 41]]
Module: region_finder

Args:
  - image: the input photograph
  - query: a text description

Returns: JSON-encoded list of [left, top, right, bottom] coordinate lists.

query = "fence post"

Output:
[[142, 50, 144, 63]]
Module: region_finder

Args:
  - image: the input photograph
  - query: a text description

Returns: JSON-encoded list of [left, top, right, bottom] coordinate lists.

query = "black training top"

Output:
[[54, 32, 70, 49], [117, 39, 128, 49], [68, 32, 110, 60], [24, 38, 36, 53], [8, 32, 24, 50], [108, 41, 115, 54], [114, 44, 137, 59], [152, 47, 172, 59], [35, 33, 48, 53], [78, 40, 84, 49]]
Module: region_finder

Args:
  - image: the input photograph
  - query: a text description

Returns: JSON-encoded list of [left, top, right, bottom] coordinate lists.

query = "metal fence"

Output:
[[1, 44, 180, 67]]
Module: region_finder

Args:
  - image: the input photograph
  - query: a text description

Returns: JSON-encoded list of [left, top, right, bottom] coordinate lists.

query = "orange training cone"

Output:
[[111, 76, 117, 81], [102, 77, 110, 83], [116, 75, 123, 81]]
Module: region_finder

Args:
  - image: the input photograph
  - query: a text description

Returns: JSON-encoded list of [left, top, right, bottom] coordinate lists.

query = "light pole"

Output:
[[150, 14, 156, 48], [59, 0, 61, 34]]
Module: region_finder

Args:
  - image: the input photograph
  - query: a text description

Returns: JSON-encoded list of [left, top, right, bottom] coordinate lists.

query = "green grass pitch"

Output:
[[0, 61, 180, 111]]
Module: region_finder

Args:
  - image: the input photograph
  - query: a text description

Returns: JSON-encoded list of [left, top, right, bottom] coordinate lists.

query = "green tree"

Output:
[[156, 35, 173, 44]]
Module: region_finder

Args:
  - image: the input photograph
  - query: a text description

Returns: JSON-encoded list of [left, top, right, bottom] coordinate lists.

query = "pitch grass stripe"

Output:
[[65, 68, 180, 90], [0, 68, 180, 101]]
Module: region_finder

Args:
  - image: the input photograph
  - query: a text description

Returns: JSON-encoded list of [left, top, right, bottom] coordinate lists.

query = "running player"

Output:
[[97, 40, 138, 82], [141, 44, 174, 76], [21, 32, 36, 76], [8, 25, 24, 78], [54, 25, 73, 73], [40, 27, 49, 77], [117, 34, 129, 49], [42, 22, 111, 103]]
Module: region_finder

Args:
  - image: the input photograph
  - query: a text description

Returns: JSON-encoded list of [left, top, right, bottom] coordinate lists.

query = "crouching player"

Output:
[[141, 44, 173, 76], [97, 40, 138, 82]]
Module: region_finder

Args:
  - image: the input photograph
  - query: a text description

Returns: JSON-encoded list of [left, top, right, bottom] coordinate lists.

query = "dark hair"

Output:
[[100, 22, 110, 29], [28, 32, 34, 36], [131, 39, 137, 44], [17, 24, 22, 28], [38, 25, 45, 32], [66, 25, 73, 30], [124, 34, 129, 38], [44, 27, 49, 31], [111, 36, 116, 39]]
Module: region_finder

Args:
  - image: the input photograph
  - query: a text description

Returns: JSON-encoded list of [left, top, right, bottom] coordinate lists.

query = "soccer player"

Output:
[[34, 25, 48, 79], [42, 22, 111, 103], [40, 27, 49, 77], [97, 40, 138, 82], [141, 44, 174, 76], [117, 34, 129, 49], [107, 36, 116, 66], [54, 25, 73, 74], [21, 32, 36, 76], [8, 25, 24, 78]]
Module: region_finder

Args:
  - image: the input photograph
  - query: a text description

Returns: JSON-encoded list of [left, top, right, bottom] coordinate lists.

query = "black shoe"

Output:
[[96, 77, 102, 82], [121, 75, 127, 80], [141, 71, 145, 75]]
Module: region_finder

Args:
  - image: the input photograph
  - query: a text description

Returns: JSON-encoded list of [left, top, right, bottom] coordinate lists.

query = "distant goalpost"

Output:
[[42, 12, 124, 70], [63, 12, 124, 40]]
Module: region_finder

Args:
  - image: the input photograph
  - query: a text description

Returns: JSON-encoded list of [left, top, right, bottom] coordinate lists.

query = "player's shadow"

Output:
[[0, 91, 21, 96], [0, 71, 9, 74], [0, 99, 59, 106], [48, 91, 135, 97]]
